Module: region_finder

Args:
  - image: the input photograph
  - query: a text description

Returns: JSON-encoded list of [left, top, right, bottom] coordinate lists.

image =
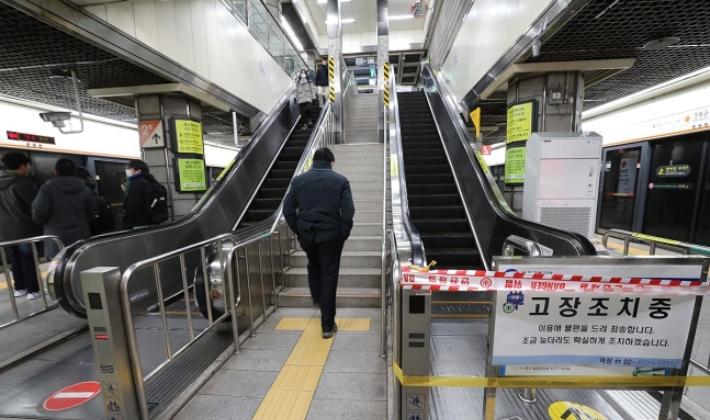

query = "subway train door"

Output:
[[89, 158, 129, 233]]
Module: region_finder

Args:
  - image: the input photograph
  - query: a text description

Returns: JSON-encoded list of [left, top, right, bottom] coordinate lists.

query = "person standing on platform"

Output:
[[315, 56, 329, 108], [283, 147, 355, 338], [296, 68, 316, 129], [32, 158, 98, 258], [0, 152, 42, 299], [122, 159, 169, 229]]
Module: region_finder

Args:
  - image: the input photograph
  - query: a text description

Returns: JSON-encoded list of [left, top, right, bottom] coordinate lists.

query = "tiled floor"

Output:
[[173, 307, 387, 420]]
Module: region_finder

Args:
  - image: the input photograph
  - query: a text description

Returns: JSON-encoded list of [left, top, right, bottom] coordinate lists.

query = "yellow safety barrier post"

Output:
[[383, 62, 390, 107], [328, 57, 335, 103]]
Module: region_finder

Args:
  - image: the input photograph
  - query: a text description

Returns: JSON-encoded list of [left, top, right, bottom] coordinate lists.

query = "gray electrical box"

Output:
[[522, 132, 603, 239], [81, 267, 140, 420]]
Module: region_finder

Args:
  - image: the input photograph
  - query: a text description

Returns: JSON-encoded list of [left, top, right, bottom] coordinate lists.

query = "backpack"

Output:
[[144, 179, 169, 223], [91, 195, 115, 235]]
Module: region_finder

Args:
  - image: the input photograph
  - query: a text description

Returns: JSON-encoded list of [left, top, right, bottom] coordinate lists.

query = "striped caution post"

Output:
[[383, 62, 390, 107], [328, 57, 335, 102]]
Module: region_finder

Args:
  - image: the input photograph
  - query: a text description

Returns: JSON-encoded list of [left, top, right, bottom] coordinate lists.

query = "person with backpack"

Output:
[[32, 159, 98, 258], [122, 159, 169, 229], [75, 167, 115, 235]]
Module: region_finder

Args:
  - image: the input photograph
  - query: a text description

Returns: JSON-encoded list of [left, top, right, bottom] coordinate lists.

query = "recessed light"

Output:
[[388, 15, 413, 20], [325, 18, 355, 24]]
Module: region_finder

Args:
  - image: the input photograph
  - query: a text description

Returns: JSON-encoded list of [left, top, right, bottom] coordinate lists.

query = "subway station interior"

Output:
[[3, 0, 710, 419]]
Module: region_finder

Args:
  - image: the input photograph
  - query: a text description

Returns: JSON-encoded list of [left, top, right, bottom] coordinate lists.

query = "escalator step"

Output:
[[270, 168, 296, 178], [427, 249, 481, 269], [401, 142, 442, 151], [251, 198, 282, 210], [409, 194, 462, 207], [282, 146, 305, 155], [406, 174, 453, 184], [409, 205, 466, 219], [412, 218, 470, 233], [401, 135, 440, 142], [404, 156, 448, 166], [407, 184, 458, 195], [405, 165, 452, 175], [287, 140, 308, 147], [420, 232, 476, 249], [264, 178, 290, 189], [244, 210, 272, 222], [274, 161, 298, 170], [278, 154, 303, 162], [402, 149, 445, 158], [258, 188, 287, 199]]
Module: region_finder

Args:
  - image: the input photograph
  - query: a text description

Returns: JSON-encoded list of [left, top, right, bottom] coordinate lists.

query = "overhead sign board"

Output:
[[656, 164, 691, 177], [506, 101, 535, 144], [491, 259, 701, 374], [7, 131, 55, 145], [138, 120, 164, 149], [175, 158, 207, 192], [172, 118, 204, 155]]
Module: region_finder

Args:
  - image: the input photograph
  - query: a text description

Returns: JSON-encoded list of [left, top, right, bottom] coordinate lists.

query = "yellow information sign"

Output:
[[549, 401, 609, 420], [656, 164, 691, 177], [390, 154, 399, 177], [469, 107, 481, 139], [177, 158, 207, 192], [505, 147, 526, 184], [474, 150, 490, 174], [174, 119, 204, 154], [507, 101, 534, 144]]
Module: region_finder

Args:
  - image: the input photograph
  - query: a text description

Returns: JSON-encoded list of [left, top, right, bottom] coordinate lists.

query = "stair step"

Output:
[[412, 218, 470, 233], [291, 250, 381, 268], [409, 205, 466, 219], [404, 156, 448, 166], [285, 267, 382, 288], [257, 188, 287, 199], [278, 287, 380, 308], [407, 184, 458, 195], [421, 232, 476, 249], [427, 248, 481, 269], [354, 211, 385, 223], [409, 194, 462, 206]]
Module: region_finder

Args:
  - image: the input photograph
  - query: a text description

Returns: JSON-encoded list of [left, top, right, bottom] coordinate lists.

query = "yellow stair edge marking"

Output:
[[273, 365, 323, 391], [0, 271, 48, 291], [252, 390, 314, 420]]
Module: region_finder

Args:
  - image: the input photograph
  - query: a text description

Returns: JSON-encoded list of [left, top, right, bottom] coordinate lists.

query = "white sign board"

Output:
[[138, 120, 164, 149], [617, 157, 638, 195], [492, 261, 700, 374]]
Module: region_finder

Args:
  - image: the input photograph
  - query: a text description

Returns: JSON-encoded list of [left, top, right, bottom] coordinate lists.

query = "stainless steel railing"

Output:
[[602, 228, 710, 256], [0, 235, 64, 329]]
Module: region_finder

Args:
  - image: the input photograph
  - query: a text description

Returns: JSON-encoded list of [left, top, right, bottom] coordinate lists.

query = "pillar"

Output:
[[376, 0, 389, 144], [503, 72, 584, 215], [135, 95, 205, 220], [326, 0, 343, 143]]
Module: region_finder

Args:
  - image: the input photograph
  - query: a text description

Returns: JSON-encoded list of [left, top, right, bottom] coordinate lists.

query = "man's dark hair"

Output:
[[313, 147, 335, 163], [128, 159, 150, 173], [0, 152, 31, 170], [55, 158, 77, 176], [322, 56, 327, 61], [76, 166, 96, 190]]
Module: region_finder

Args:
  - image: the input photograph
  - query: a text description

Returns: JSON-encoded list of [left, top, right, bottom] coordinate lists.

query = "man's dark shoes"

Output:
[[322, 323, 338, 339]]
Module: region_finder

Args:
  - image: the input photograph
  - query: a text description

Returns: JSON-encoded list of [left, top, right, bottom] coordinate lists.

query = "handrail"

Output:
[[0, 235, 64, 328], [380, 75, 390, 357], [390, 77, 426, 267], [601, 228, 710, 256], [503, 235, 543, 258]]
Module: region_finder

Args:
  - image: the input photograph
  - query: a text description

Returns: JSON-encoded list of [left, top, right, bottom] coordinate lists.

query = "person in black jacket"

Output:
[[123, 159, 159, 229], [32, 159, 98, 258], [315, 56, 329, 108], [0, 152, 42, 299], [283, 147, 355, 338]]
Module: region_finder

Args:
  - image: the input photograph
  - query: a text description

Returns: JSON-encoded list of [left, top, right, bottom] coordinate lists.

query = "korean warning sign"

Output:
[[175, 158, 207, 192], [139, 120, 164, 149], [491, 261, 700, 370], [172, 118, 204, 155]]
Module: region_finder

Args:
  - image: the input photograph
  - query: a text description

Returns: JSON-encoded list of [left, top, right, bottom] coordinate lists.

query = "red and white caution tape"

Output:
[[400, 268, 708, 295]]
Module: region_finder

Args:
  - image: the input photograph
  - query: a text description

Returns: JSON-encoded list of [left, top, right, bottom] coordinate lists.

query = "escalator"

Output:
[[398, 92, 480, 270]]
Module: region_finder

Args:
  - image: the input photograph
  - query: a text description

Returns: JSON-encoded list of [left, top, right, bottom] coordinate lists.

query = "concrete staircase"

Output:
[[344, 94, 379, 144], [279, 143, 386, 307]]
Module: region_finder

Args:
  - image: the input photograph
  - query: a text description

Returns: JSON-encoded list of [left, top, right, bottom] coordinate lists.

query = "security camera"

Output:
[[39, 112, 72, 129]]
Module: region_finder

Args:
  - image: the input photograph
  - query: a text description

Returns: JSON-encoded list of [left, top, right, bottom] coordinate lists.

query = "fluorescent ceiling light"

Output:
[[281, 16, 304, 51], [325, 18, 355, 24], [318, 0, 350, 3], [388, 15, 413, 20]]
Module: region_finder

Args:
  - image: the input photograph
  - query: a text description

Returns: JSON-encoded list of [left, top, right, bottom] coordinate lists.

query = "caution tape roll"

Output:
[[393, 362, 710, 388]]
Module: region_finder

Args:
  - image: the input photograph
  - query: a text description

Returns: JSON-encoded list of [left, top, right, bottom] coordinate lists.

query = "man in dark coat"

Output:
[[0, 152, 42, 299], [283, 147, 355, 338], [123, 159, 160, 229], [315, 56, 329, 108], [32, 158, 98, 258]]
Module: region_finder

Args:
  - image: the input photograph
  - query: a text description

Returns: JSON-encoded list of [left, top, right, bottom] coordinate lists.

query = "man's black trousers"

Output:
[[298, 235, 344, 330]]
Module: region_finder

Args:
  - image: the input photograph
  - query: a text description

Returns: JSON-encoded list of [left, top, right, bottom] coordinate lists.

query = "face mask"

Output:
[[125, 169, 133, 177], [301, 74, 307, 79]]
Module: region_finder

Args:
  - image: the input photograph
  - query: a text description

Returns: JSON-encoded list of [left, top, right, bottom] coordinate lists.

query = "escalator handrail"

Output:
[[53, 86, 299, 316], [390, 82, 426, 267], [420, 63, 597, 259]]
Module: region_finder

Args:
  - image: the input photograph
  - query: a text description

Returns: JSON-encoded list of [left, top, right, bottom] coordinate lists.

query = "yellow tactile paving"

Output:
[[286, 344, 331, 366], [251, 316, 371, 420], [252, 390, 313, 420], [274, 317, 311, 330], [338, 318, 371, 331], [272, 366, 323, 391]]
